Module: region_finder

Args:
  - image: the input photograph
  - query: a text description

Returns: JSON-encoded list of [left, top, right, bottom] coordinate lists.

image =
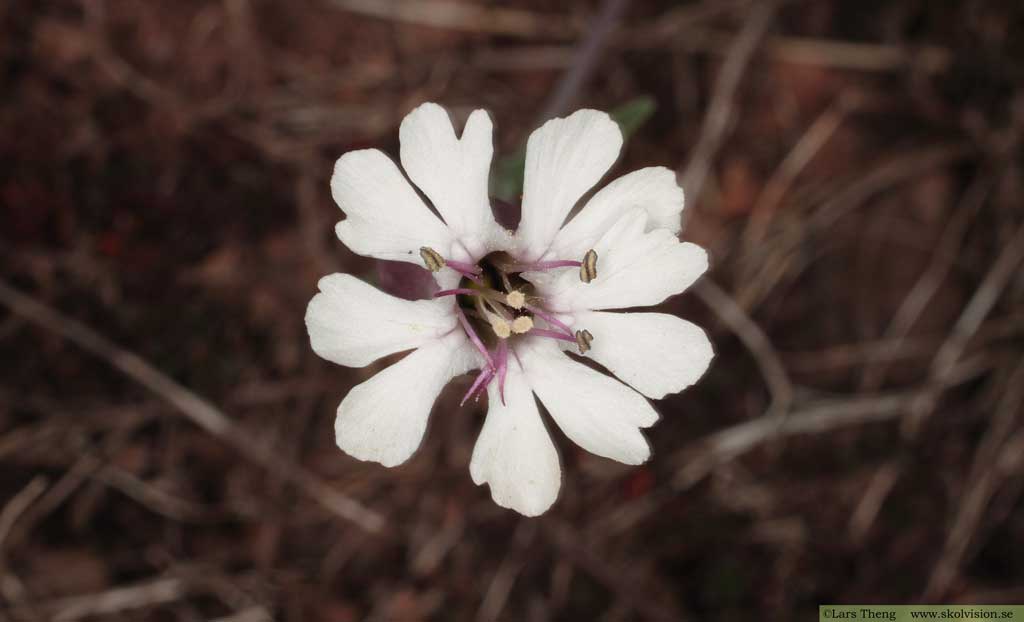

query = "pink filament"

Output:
[[451, 268, 484, 284], [530, 328, 576, 343], [455, 305, 495, 370], [516, 259, 582, 272], [445, 259, 482, 274], [434, 288, 481, 298], [460, 367, 494, 406], [525, 305, 574, 338]]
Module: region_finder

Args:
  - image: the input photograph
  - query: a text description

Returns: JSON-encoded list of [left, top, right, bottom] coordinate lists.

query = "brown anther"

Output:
[[420, 247, 445, 272], [580, 249, 598, 283], [574, 329, 593, 354]]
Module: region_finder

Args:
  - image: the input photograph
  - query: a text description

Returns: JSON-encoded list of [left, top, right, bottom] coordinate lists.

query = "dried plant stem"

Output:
[[860, 165, 1000, 391], [694, 278, 793, 419], [680, 0, 777, 218], [924, 359, 1024, 600], [0, 280, 385, 534], [904, 218, 1024, 436], [743, 92, 859, 246], [43, 577, 187, 622], [0, 477, 48, 553], [544, 522, 684, 622], [324, 0, 577, 39], [537, 0, 630, 122]]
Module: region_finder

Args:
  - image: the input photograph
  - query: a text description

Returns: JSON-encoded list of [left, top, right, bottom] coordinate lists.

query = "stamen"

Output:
[[419, 247, 482, 282], [528, 259, 583, 270], [434, 288, 481, 298], [482, 297, 511, 321], [530, 328, 576, 343], [525, 305, 574, 338], [505, 290, 526, 309], [498, 270, 514, 294], [460, 367, 494, 406], [511, 316, 534, 334], [505, 250, 596, 279], [451, 266, 485, 284], [491, 319, 512, 339], [477, 298, 514, 339], [575, 329, 594, 354], [580, 249, 598, 283], [455, 305, 495, 370], [419, 247, 445, 272], [445, 259, 482, 275]]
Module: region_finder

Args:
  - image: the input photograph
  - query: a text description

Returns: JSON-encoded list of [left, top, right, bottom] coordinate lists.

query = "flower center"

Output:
[[420, 246, 598, 406]]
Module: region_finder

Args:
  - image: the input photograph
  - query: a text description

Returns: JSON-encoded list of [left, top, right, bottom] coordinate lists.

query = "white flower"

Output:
[[306, 102, 713, 516]]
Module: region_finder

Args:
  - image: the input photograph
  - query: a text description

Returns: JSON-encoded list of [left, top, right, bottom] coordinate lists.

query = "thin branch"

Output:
[[543, 522, 684, 622], [680, 1, 777, 215], [631, 26, 953, 74], [672, 392, 916, 490], [43, 578, 187, 622], [0, 280, 384, 534], [742, 91, 860, 246], [476, 521, 535, 622], [923, 359, 1024, 600], [537, 0, 630, 123], [737, 143, 972, 310], [694, 278, 794, 418], [904, 218, 1024, 436], [324, 0, 578, 39], [0, 477, 48, 553], [860, 165, 999, 390]]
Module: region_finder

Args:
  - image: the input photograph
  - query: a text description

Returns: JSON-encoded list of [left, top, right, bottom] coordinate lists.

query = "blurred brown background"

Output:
[[2, 0, 1024, 620]]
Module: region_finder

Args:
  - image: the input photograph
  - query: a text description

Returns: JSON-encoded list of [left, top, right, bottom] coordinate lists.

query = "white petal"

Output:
[[533, 208, 708, 312], [335, 332, 479, 468], [470, 361, 561, 517], [517, 110, 623, 261], [306, 273, 458, 368], [518, 339, 657, 465], [574, 311, 713, 399], [550, 167, 685, 259], [331, 149, 458, 266], [400, 103, 504, 259]]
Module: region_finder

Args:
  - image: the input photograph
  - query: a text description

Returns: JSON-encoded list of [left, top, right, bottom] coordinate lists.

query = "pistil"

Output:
[[420, 246, 484, 283]]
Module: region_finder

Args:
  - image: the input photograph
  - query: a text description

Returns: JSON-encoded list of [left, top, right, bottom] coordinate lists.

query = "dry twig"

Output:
[[860, 166, 1000, 391], [904, 219, 1024, 436], [694, 278, 794, 419], [537, 0, 630, 122], [0, 280, 385, 533], [924, 359, 1024, 600], [41, 577, 187, 622], [324, 0, 578, 39], [680, 1, 776, 216]]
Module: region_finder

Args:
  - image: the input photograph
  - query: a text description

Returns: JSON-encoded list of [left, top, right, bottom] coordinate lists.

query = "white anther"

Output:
[[491, 319, 512, 339], [511, 316, 534, 334], [505, 290, 526, 309]]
